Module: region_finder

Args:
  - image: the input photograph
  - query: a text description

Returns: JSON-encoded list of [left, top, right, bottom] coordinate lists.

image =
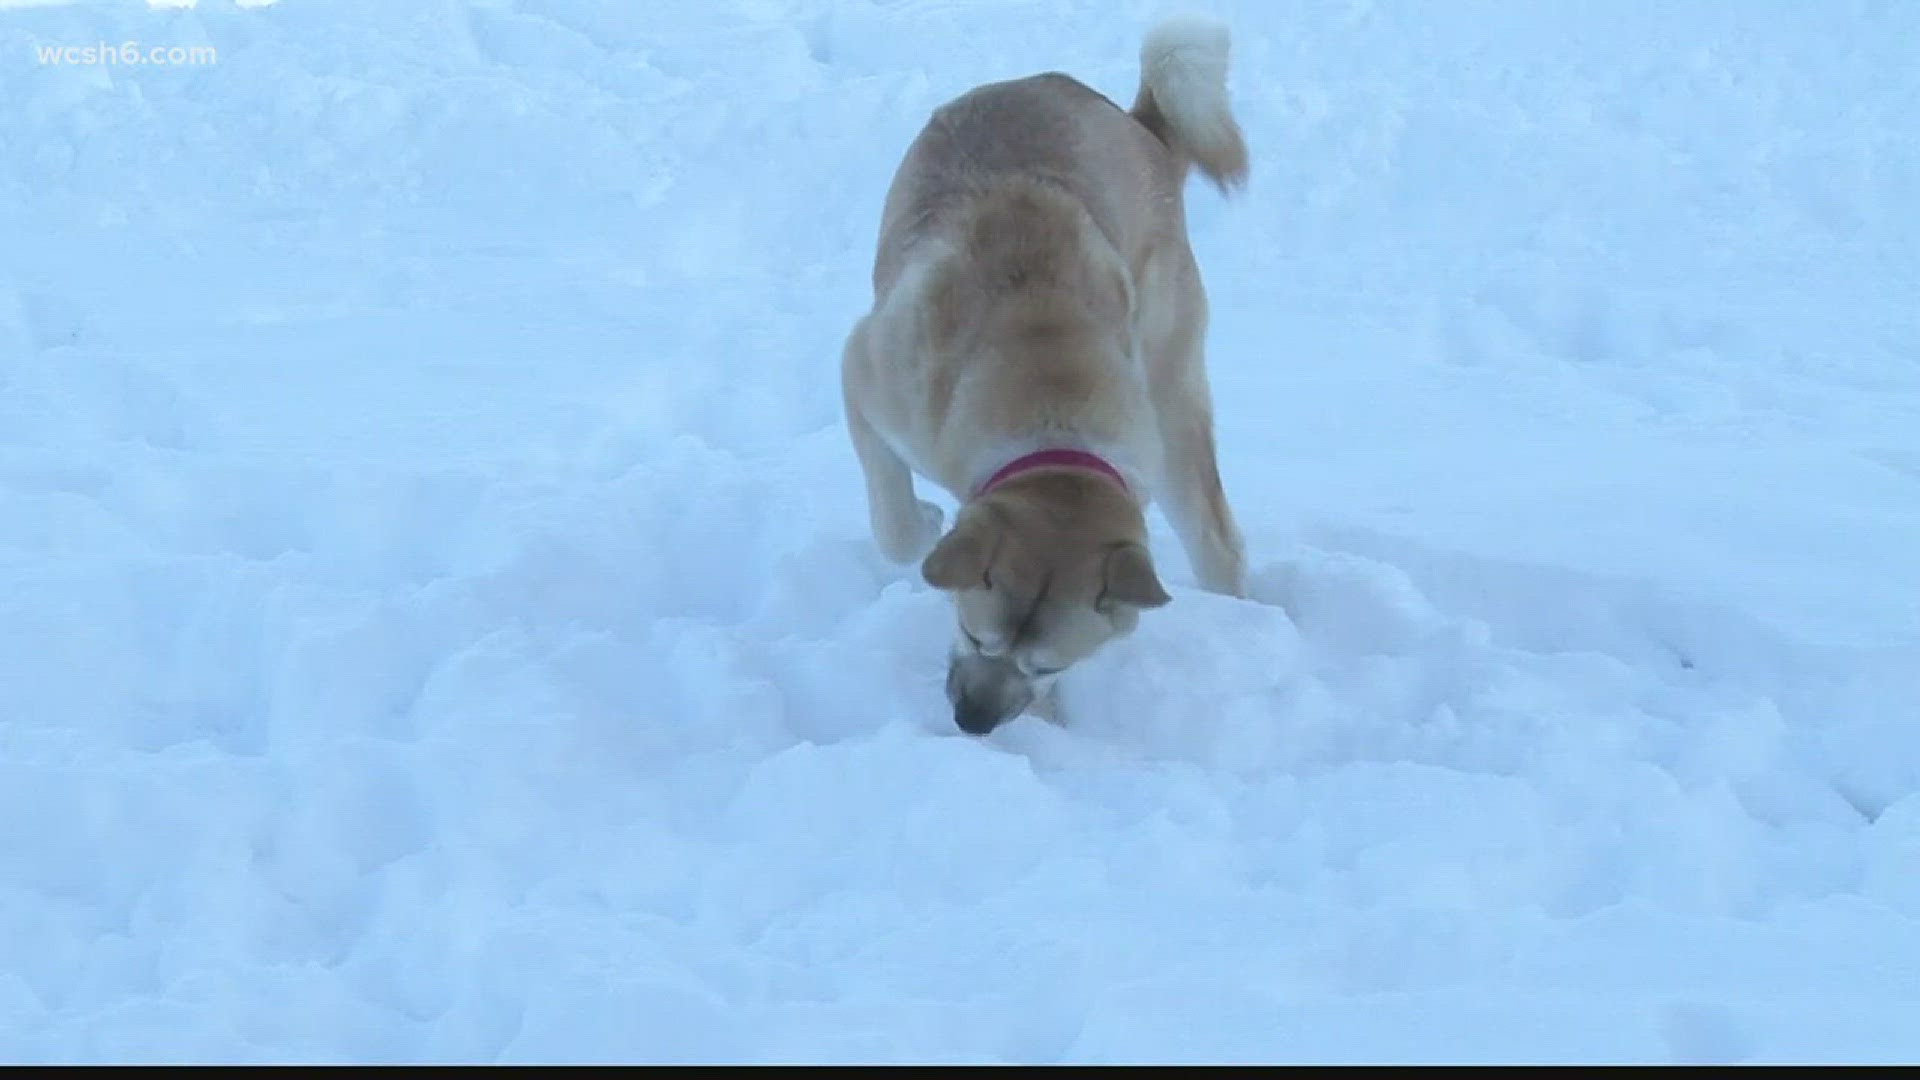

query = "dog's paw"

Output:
[[877, 498, 946, 564]]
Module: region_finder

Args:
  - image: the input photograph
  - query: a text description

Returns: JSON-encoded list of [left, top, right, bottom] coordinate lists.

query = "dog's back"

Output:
[[873, 18, 1247, 303], [872, 74, 1169, 301]]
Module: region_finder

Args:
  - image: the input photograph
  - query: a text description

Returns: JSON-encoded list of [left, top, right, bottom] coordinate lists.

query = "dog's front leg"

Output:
[[1028, 681, 1064, 725], [1152, 369, 1247, 598], [842, 321, 945, 564]]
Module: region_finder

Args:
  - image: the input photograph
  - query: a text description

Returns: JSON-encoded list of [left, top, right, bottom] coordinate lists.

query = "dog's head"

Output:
[[920, 471, 1170, 734]]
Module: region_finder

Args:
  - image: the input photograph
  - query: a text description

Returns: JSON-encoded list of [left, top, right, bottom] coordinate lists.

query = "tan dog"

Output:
[[840, 16, 1250, 734]]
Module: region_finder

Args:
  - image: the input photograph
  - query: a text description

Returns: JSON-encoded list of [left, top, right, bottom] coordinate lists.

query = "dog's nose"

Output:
[[952, 697, 1010, 736]]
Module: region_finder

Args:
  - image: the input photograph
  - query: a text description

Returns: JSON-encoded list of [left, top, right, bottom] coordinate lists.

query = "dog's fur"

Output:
[[840, 16, 1250, 734]]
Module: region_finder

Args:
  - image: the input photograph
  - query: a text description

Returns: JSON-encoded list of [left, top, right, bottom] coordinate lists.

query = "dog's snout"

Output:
[[952, 696, 1010, 736], [946, 651, 1032, 736]]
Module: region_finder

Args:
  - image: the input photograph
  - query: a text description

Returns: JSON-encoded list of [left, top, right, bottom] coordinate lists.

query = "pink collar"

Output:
[[973, 448, 1129, 499]]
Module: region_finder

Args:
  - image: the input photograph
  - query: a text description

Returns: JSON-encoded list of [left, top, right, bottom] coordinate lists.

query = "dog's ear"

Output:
[[921, 507, 1000, 591], [1099, 542, 1172, 610]]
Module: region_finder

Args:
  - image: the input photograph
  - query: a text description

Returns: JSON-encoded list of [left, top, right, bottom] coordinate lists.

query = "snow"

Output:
[[3, 0, 1918, 1065]]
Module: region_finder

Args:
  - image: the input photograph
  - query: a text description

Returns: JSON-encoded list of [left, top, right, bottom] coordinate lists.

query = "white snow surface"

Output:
[[4, 0, 1919, 1065]]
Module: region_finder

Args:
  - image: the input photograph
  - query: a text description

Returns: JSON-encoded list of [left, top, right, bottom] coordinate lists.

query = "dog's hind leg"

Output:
[[841, 318, 945, 564]]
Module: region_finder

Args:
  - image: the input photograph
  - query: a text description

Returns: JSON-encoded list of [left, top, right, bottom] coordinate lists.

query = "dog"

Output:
[[840, 15, 1250, 735]]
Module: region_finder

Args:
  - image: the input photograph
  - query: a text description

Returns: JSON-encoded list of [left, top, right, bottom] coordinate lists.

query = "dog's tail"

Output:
[[1129, 14, 1248, 193]]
